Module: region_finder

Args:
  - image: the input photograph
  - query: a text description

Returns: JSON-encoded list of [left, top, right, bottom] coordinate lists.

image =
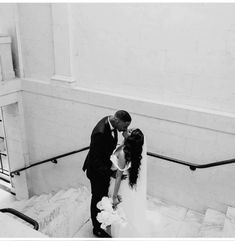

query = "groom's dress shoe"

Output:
[[93, 228, 111, 238]]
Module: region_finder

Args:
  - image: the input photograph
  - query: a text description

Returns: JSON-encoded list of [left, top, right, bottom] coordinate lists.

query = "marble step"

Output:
[[146, 195, 204, 237], [6, 195, 37, 210], [40, 186, 90, 237], [49, 189, 66, 202], [147, 195, 188, 221], [223, 206, 235, 237], [74, 197, 205, 238], [199, 208, 226, 237], [11, 188, 75, 214], [7, 192, 66, 232], [177, 209, 204, 237], [4, 186, 91, 238], [11, 194, 53, 216]]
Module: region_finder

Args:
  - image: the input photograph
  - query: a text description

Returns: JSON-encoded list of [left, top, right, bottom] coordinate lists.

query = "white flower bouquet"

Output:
[[96, 196, 127, 230]]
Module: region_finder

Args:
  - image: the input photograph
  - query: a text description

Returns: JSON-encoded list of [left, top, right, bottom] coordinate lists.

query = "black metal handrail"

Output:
[[0, 208, 39, 230], [147, 152, 235, 171], [10, 145, 235, 177], [10, 146, 90, 177]]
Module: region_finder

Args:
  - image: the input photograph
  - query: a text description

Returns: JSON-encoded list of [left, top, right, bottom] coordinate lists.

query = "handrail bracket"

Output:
[[189, 166, 196, 171], [10, 171, 20, 177]]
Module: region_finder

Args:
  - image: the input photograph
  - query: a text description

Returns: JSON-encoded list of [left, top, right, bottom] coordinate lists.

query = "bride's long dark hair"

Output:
[[123, 128, 144, 189]]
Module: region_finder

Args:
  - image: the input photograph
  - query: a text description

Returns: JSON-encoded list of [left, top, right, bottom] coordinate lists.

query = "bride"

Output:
[[108, 128, 149, 237]]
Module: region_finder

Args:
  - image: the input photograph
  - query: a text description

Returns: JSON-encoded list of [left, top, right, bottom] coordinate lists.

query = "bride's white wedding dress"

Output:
[[108, 141, 150, 237]]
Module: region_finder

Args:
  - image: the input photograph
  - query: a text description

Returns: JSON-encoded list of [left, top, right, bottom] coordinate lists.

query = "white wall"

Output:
[[71, 3, 235, 113], [15, 3, 235, 113], [1, 3, 235, 211], [20, 79, 235, 213], [17, 3, 54, 81], [0, 3, 19, 77]]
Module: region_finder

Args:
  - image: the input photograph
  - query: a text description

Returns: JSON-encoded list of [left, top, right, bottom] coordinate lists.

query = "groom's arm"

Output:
[[90, 133, 113, 177]]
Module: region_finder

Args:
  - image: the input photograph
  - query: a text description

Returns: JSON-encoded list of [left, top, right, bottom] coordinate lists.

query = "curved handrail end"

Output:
[[10, 171, 20, 178], [0, 208, 39, 230]]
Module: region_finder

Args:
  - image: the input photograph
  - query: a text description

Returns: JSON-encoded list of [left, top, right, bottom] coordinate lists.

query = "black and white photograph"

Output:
[[0, 0, 235, 239]]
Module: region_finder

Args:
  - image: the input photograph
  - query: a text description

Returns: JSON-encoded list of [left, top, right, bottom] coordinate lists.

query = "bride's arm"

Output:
[[112, 150, 126, 207], [112, 169, 123, 207]]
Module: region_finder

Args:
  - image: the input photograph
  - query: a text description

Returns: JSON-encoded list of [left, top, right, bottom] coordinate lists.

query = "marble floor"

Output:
[[0, 187, 15, 208], [0, 188, 212, 238], [1, 186, 235, 238], [73, 197, 205, 238]]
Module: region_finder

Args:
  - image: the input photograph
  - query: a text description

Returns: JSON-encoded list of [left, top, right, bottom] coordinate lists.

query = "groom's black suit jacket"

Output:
[[82, 116, 118, 180]]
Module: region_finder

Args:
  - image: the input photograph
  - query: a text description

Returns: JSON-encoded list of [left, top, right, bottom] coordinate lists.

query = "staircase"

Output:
[[1, 185, 91, 237], [1, 186, 235, 238], [75, 195, 235, 238], [146, 195, 235, 238]]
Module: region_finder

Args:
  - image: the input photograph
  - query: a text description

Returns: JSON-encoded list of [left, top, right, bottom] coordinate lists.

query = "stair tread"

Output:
[[6, 187, 235, 238], [147, 195, 187, 221], [226, 206, 235, 221], [203, 208, 226, 226], [183, 209, 204, 223], [223, 218, 235, 237], [222, 206, 235, 237], [200, 208, 226, 237], [11, 193, 53, 212], [177, 220, 202, 237], [49, 189, 66, 202], [5, 186, 91, 237]]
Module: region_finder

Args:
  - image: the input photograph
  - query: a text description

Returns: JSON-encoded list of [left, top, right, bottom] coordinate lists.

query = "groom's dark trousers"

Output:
[[82, 116, 118, 231]]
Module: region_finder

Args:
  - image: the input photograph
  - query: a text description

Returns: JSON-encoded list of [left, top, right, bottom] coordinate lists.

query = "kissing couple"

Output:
[[82, 110, 149, 238]]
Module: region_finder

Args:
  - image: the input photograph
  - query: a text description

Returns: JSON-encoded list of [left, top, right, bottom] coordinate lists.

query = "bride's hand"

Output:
[[112, 196, 120, 209], [117, 194, 122, 203]]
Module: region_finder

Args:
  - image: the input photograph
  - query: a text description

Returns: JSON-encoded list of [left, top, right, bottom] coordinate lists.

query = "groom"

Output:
[[82, 110, 131, 238]]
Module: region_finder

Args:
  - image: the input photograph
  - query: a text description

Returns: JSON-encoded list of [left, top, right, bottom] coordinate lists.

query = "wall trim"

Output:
[[21, 78, 235, 135], [0, 79, 21, 107], [0, 35, 11, 44], [51, 74, 75, 87]]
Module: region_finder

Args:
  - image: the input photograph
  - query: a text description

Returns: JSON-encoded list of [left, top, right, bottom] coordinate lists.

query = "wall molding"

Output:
[[14, 4, 24, 78], [0, 79, 21, 107], [51, 74, 75, 87], [21, 78, 235, 135], [51, 3, 75, 84]]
